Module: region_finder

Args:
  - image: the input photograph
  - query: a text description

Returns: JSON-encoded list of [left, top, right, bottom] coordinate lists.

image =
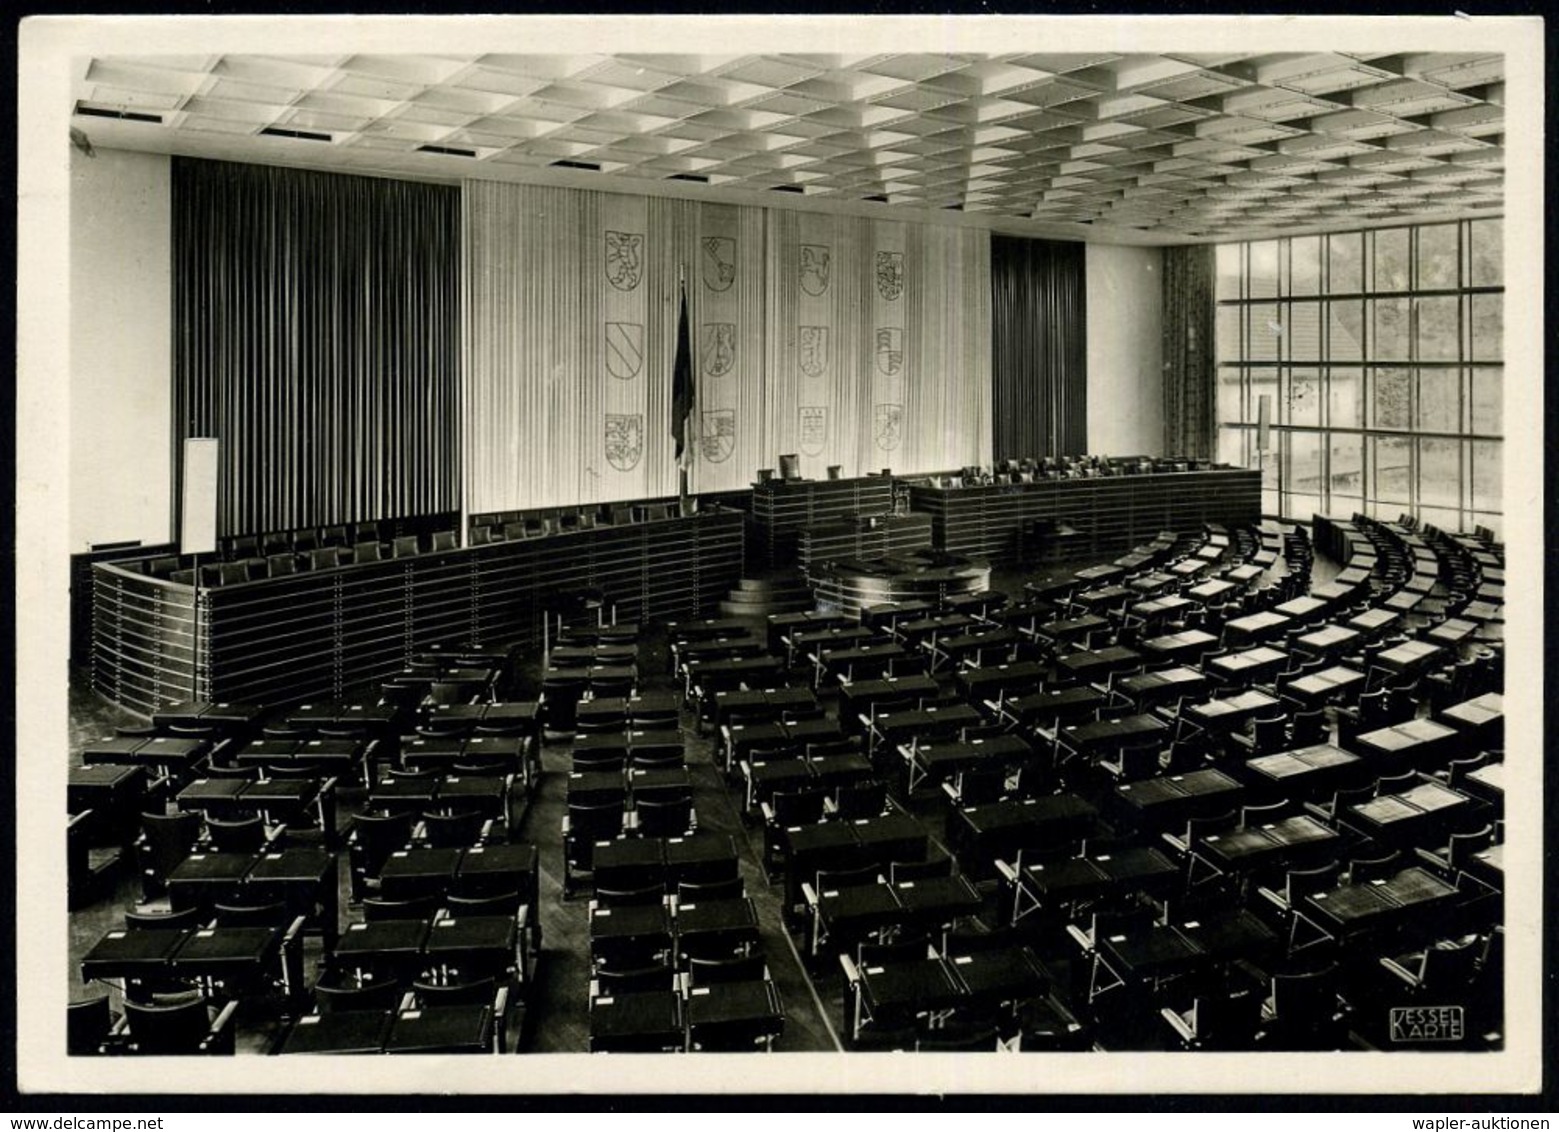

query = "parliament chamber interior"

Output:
[[29, 27, 1532, 1076]]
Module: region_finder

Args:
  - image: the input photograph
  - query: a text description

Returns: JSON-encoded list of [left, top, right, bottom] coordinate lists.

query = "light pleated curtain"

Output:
[[465, 180, 994, 508], [171, 158, 460, 537], [1162, 244, 1216, 459], [463, 182, 699, 512], [764, 209, 868, 479], [901, 223, 992, 473], [687, 203, 767, 494]]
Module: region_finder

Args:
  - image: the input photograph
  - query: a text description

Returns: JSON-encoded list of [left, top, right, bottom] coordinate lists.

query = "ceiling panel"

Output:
[[71, 48, 1507, 241]]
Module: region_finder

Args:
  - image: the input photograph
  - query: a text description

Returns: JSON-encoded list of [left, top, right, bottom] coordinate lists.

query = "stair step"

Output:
[[718, 597, 815, 617], [734, 576, 808, 594]]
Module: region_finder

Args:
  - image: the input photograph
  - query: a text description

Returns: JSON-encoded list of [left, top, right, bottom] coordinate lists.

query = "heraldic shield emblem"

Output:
[[702, 323, 736, 377], [800, 244, 831, 296], [799, 326, 829, 378], [701, 409, 735, 463], [606, 322, 644, 381], [701, 236, 735, 292], [604, 230, 644, 291], [876, 251, 904, 301], [799, 406, 827, 456], [875, 327, 903, 376], [874, 403, 904, 452], [605, 413, 644, 471]]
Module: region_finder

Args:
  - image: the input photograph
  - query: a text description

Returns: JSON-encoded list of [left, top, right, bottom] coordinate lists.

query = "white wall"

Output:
[[1086, 243, 1164, 458], [69, 146, 172, 550]]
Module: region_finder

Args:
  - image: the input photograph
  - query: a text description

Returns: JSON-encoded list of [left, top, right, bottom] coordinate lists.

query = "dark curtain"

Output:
[[990, 235, 1087, 462], [1162, 243, 1217, 460], [172, 158, 459, 537]]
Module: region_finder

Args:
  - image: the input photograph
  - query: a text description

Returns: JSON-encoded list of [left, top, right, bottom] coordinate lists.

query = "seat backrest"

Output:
[[1268, 964, 1339, 1030], [266, 554, 298, 578], [431, 530, 457, 552], [687, 955, 766, 988], [1447, 824, 1496, 869], [353, 540, 383, 563], [858, 936, 933, 968], [953, 767, 1008, 806], [1239, 799, 1291, 828], [139, 810, 202, 881], [634, 795, 694, 838], [596, 883, 664, 908], [445, 889, 522, 917], [204, 814, 267, 853], [676, 877, 744, 904], [595, 962, 676, 995], [350, 810, 414, 869], [770, 788, 825, 827], [391, 535, 421, 558], [308, 547, 341, 571], [314, 977, 401, 1014], [420, 809, 486, 848], [1422, 935, 1484, 990], [68, 995, 114, 1056], [362, 894, 441, 923], [212, 900, 290, 928], [412, 975, 498, 1008], [832, 780, 888, 821], [1347, 850, 1401, 884], [218, 561, 251, 586], [566, 800, 626, 841], [123, 996, 213, 1054], [815, 864, 880, 893]]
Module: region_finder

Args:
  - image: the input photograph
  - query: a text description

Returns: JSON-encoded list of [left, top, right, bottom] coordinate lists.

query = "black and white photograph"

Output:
[[13, 13, 1546, 1100]]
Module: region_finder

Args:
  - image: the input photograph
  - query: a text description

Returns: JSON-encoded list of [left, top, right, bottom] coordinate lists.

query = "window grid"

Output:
[[1215, 221, 1502, 533]]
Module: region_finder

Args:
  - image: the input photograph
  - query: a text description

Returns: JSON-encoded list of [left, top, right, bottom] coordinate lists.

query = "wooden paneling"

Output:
[[748, 476, 896, 571], [797, 513, 932, 571], [92, 510, 744, 712], [909, 469, 1261, 563]]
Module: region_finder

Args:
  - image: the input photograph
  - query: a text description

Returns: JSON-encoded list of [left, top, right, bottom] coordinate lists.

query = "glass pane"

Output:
[[1418, 505, 1462, 533], [1469, 218, 1502, 286], [1249, 240, 1279, 299], [1330, 432, 1364, 503], [1372, 436, 1411, 503], [1371, 368, 1411, 430], [1417, 438, 1460, 508], [1215, 243, 1242, 301], [1329, 367, 1364, 428], [1327, 300, 1364, 360], [1370, 298, 1410, 359], [1285, 368, 1321, 427], [1217, 368, 1244, 425], [1248, 303, 1282, 360], [1415, 368, 1460, 433], [1414, 296, 1461, 361], [1290, 236, 1321, 296], [1287, 300, 1321, 361], [1372, 227, 1410, 292], [1329, 231, 1363, 293], [1470, 366, 1502, 435], [1216, 425, 1247, 468], [1216, 305, 1243, 364], [1288, 430, 1322, 497], [1471, 440, 1501, 511], [1470, 294, 1502, 361], [1415, 223, 1459, 289], [1249, 369, 1279, 433]]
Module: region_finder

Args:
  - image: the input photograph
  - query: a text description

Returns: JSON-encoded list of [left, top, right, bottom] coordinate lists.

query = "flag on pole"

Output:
[[672, 278, 694, 465]]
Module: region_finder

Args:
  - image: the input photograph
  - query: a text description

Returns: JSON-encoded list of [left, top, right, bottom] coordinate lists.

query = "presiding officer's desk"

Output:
[[92, 508, 745, 714], [907, 466, 1261, 563]]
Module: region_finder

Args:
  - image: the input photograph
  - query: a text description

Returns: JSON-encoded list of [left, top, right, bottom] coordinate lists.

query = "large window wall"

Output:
[[1214, 219, 1502, 535]]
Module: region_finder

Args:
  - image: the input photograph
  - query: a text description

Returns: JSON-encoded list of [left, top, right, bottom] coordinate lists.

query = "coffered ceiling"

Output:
[[69, 40, 1508, 244]]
